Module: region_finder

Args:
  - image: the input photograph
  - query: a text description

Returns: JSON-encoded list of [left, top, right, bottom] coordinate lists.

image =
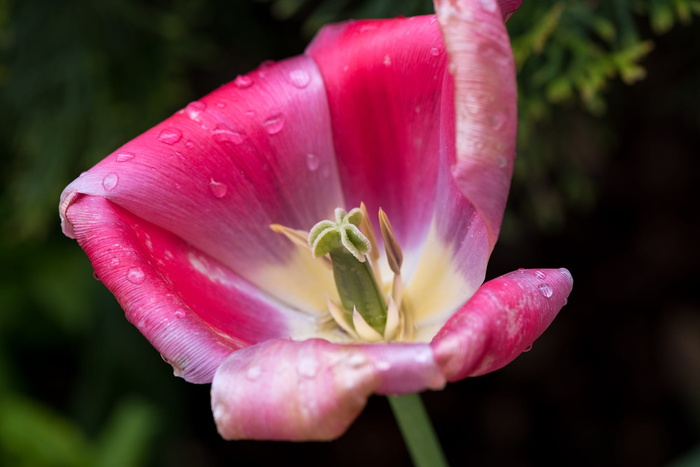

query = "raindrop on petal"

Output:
[[93, 271, 100, 281], [263, 114, 285, 135], [489, 113, 505, 130], [102, 173, 119, 191], [429, 47, 440, 56], [523, 344, 533, 353], [116, 152, 134, 162], [158, 127, 182, 145], [535, 270, 547, 280], [126, 267, 145, 284], [298, 359, 318, 379], [183, 101, 206, 121], [216, 102, 226, 108], [208, 179, 228, 198], [288, 69, 311, 88], [212, 124, 245, 145], [185, 140, 195, 150], [498, 156, 507, 168], [246, 366, 262, 380], [110, 258, 121, 268], [174, 309, 186, 319], [538, 283, 554, 298], [234, 75, 253, 88], [306, 153, 319, 171]]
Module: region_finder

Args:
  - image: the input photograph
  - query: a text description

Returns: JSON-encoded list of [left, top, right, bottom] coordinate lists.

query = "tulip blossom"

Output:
[[59, 0, 572, 441]]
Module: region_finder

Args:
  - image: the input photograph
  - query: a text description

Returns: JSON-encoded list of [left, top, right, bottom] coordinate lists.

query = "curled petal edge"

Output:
[[431, 268, 573, 381], [211, 267, 571, 441], [211, 338, 446, 441]]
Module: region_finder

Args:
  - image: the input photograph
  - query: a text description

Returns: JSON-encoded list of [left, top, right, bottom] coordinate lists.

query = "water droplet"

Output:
[[298, 359, 318, 378], [174, 309, 186, 319], [306, 153, 319, 171], [183, 101, 206, 121], [288, 69, 311, 88], [517, 268, 526, 273], [429, 47, 440, 57], [263, 114, 285, 135], [110, 258, 121, 268], [212, 123, 245, 145], [185, 140, 194, 150], [234, 75, 253, 88], [116, 152, 134, 162], [376, 361, 391, 371], [359, 23, 378, 33], [102, 173, 119, 191], [158, 127, 182, 145], [523, 344, 533, 353], [216, 102, 226, 108], [538, 283, 554, 298], [383, 55, 392, 66], [348, 353, 367, 368], [208, 179, 227, 198], [246, 366, 262, 380], [465, 93, 483, 115], [93, 271, 100, 281], [479, 0, 498, 12], [563, 297, 568, 305], [126, 267, 145, 284], [498, 156, 507, 168], [535, 270, 547, 280], [489, 113, 505, 130]]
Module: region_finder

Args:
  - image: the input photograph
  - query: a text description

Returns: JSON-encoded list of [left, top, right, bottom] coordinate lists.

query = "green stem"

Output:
[[387, 393, 448, 467]]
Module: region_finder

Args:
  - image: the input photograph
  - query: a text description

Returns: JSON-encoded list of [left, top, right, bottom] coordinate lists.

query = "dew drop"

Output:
[[216, 102, 226, 108], [102, 173, 119, 191], [298, 359, 318, 378], [174, 309, 186, 319], [523, 344, 533, 353], [208, 178, 227, 198], [93, 271, 100, 281], [498, 156, 507, 168], [538, 283, 554, 298], [158, 127, 182, 145], [288, 69, 311, 88], [535, 270, 547, 280], [376, 361, 391, 371], [234, 75, 253, 88], [246, 366, 262, 380], [489, 113, 505, 130], [563, 297, 568, 305], [110, 258, 121, 268], [116, 152, 134, 162], [429, 47, 440, 57], [126, 267, 145, 284], [212, 123, 245, 145], [465, 93, 483, 115], [184, 101, 206, 121], [348, 353, 367, 368], [185, 140, 195, 150], [383, 55, 392, 66], [306, 153, 319, 171], [263, 114, 285, 135]]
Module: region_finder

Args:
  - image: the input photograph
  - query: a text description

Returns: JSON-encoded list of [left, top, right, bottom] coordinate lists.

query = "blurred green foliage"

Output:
[[0, 0, 698, 465]]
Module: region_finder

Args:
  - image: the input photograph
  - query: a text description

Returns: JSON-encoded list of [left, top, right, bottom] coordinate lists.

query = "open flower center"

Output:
[[272, 204, 413, 343]]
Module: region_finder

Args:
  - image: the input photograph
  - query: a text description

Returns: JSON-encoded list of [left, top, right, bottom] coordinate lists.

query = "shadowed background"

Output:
[[1, 0, 699, 466]]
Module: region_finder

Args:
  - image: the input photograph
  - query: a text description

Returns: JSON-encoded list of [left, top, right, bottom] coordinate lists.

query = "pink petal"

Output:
[[431, 268, 573, 381], [64, 195, 296, 383], [435, 0, 518, 246], [307, 16, 448, 252], [211, 338, 445, 440], [60, 55, 344, 300]]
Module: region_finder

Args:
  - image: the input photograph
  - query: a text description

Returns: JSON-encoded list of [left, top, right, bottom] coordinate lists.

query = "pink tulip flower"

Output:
[[59, 0, 572, 441]]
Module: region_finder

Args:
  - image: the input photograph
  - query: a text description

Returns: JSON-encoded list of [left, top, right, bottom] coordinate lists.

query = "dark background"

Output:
[[1, 1, 698, 466]]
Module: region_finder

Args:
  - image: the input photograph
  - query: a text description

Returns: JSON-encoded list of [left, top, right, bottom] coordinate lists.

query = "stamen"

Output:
[[378, 208, 403, 274], [359, 202, 380, 263], [383, 296, 400, 340], [352, 308, 384, 342], [270, 224, 332, 268]]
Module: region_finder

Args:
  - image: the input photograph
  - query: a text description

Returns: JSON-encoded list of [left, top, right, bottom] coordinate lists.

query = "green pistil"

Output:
[[309, 208, 387, 334]]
